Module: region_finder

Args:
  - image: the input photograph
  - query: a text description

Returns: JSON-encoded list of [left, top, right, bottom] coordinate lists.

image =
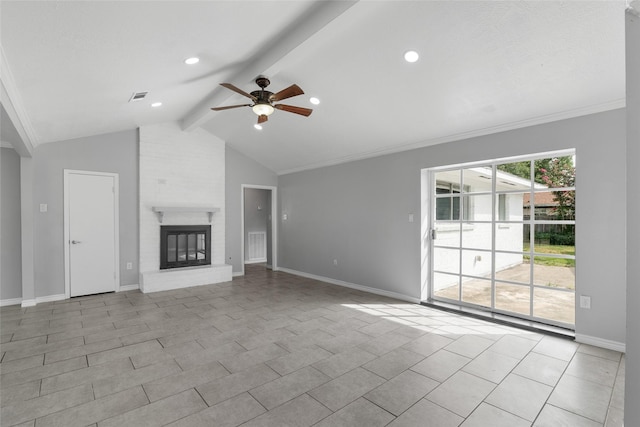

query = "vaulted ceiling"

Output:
[[0, 1, 626, 174]]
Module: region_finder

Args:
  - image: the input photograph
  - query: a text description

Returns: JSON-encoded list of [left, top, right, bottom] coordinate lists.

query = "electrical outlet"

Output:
[[580, 295, 591, 309], [408, 213, 414, 223], [39, 204, 48, 212], [333, 259, 338, 266], [126, 262, 133, 270]]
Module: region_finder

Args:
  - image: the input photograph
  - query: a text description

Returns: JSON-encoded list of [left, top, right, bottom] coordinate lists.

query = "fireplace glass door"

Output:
[[160, 225, 211, 269]]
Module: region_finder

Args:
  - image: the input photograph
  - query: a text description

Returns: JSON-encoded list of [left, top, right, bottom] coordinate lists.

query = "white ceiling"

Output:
[[0, 1, 626, 174]]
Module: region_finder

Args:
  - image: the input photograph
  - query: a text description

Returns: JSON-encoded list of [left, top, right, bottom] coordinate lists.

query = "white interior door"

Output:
[[65, 170, 119, 297]]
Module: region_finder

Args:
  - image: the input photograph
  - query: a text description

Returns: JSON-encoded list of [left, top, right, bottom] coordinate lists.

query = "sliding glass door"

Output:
[[426, 151, 576, 328]]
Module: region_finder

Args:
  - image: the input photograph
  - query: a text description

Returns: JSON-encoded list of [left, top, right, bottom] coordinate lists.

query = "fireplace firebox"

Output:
[[160, 225, 211, 270]]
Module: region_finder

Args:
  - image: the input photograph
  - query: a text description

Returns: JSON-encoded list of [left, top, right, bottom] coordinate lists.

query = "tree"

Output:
[[539, 157, 575, 220]]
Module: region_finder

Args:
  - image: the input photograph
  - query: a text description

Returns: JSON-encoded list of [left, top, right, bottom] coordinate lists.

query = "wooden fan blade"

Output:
[[274, 104, 313, 117], [211, 104, 252, 111], [220, 83, 257, 101], [270, 84, 304, 102], [258, 114, 268, 124]]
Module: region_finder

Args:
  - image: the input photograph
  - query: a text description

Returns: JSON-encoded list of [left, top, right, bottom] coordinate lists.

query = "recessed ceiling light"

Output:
[[310, 97, 320, 105], [184, 57, 200, 65], [254, 124, 263, 130], [151, 102, 162, 107], [404, 50, 419, 63]]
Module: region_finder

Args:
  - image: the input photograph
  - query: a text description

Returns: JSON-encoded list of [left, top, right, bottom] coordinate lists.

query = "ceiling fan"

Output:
[[211, 76, 313, 125]]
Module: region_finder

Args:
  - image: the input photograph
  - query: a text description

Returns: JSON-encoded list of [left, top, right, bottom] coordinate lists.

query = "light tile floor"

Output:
[[0, 265, 625, 426]]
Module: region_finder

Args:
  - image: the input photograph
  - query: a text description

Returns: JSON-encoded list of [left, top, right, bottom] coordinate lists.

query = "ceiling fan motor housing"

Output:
[[255, 75, 271, 89]]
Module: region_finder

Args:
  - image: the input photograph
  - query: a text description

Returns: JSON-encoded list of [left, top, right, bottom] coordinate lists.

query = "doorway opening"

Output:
[[241, 185, 277, 275], [421, 150, 576, 330]]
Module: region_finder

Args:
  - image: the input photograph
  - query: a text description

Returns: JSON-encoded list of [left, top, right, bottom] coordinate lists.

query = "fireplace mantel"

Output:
[[152, 206, 220, 223]]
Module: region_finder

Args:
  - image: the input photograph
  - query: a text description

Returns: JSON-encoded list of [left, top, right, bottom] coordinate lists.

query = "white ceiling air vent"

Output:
[[129, 91, 149, 102]]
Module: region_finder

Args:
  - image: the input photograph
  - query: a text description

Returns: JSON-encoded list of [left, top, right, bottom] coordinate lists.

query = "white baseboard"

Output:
[[245, 259, 267, 264], [575, 333, 626, 353], [0, 298, 23, 307], [278, 267, 421, 304], [232, 271, 244, 277], [118, 284, 139, 292], [21, 293, 66, 308]]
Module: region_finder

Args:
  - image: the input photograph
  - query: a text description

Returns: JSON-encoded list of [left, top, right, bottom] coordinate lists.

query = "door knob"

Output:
[[71, 240, 82, 244]]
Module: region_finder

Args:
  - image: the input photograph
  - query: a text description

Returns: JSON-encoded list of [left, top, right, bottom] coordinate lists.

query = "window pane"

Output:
[[532, 190, 575, 220], [533, 191, 572, 220], [433, 247, 460, 274], [462, 278, 491, 307], [465, 194, 492, 221], [462, 166, 492, 193], [461, 222, 491, 250], [495, 282, 530, 316], [494, 252, 530, 284], [530, 224, 575, 255], [532, 258, 575, 290], [495, 223, 525, 252], [433, 273, 459, 300], [434, 222, 460, 247], [534, 224, 576, 247], [436, 194, 461, 220], [461, 249, 491, 277], [435, 170, 460, 191], [534, 288, 575, 324], [495, 192, 527, 221], [535, 156, 575, 191], [496, 160, 531, 183]]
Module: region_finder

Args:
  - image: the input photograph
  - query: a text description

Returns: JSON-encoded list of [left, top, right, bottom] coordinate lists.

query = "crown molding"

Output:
[[0, 44, 38, 156], [278, 98, 626, 176]]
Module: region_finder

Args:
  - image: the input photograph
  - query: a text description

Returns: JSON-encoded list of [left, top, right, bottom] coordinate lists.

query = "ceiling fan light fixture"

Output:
[[252, 103, 275, 116], [254, 124, 263, 130], [184, 57, 200, 65], [310, 97, 320, 105]]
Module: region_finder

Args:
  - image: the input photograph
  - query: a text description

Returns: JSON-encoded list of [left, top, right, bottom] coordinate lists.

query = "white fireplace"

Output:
[[138, 122, 232, 293]]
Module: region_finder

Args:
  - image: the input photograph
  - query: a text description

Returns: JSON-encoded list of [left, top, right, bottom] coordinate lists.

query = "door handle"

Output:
[[71, 240, 82, 244]]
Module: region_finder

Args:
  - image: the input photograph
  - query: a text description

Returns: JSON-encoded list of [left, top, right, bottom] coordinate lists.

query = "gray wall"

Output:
[[625, 9, 639, 426], [225, 146, 277, 274], [244, 188, 271, 263], [279, 108, 627, 345], [1, 147, 23, 300], [33, 129, 139, 297]]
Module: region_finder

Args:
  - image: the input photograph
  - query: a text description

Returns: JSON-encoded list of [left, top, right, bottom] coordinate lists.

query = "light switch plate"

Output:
[[39, 204, 48, 212], [580, 295, 591, 309]]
